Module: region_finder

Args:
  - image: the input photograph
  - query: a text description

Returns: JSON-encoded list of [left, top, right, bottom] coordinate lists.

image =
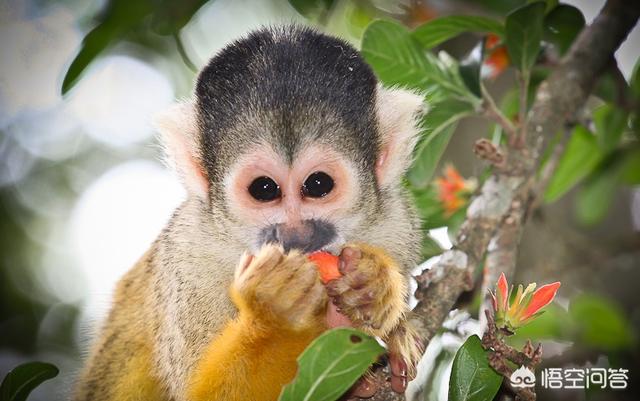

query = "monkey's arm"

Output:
[[187, 247, 327, 401], [326, 244, 423, 383]]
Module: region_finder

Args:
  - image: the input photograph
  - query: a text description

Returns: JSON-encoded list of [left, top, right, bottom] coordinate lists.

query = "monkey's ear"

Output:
[[375, 86, 425, 188], [153, 101, 209, 198]]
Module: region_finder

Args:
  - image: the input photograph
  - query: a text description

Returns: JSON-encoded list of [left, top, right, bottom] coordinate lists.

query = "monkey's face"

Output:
[[223, 142, 367, 254], [155, 27, 425, 261]]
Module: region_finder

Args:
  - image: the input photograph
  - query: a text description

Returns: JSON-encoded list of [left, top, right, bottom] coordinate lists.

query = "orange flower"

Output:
[[482, 34, 510, 79], [522, 282, 562, 320], [435, 164, 475, 216], [490, 272, 561, 331], [485, 34, 501, 50]]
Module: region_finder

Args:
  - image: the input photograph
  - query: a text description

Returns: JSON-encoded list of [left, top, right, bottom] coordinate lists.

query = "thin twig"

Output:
[[517, 70, 530, 146], [482, 85, 518, 139], [482, 311, 541, 401]]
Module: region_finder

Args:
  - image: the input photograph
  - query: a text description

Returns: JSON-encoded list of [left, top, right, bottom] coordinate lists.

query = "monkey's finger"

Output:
[[290, 263, 321, 290], [236, 253, 254, 277], [279, 264, 321, 303], [389, 353, 407, 378], [332, 286, 375, 308], [289, 281, 327, 326], [325, 277, 352, 297], [390, 375, 407, 394], [325, 301, 353, 328], [338, 246, 362, 275], [325, 272, 378, 298], [389, 353, 409, 393], [340, 270, 370, 290], [251, 245, 284, 275]]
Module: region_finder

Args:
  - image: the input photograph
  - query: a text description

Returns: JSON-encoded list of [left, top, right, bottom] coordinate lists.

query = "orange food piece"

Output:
[[308, 251, 341, 283]]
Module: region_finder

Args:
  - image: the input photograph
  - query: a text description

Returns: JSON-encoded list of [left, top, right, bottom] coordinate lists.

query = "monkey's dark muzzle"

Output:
[[260, 219, 336, 253]]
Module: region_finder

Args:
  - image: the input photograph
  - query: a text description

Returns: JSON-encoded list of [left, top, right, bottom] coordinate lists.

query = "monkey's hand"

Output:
[[326, 244, 423, 394], [189, 245, 327, 401], [325, 244, 407, 337], [232, 244, 328, 331]]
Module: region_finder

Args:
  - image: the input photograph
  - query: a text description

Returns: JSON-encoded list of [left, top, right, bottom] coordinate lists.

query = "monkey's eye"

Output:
[[248, 176, 281, 202], [302, 172, 334, 198]]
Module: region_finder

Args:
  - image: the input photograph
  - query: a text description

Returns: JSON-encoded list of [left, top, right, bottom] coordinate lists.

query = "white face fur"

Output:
[[222, 143, 360, 253]]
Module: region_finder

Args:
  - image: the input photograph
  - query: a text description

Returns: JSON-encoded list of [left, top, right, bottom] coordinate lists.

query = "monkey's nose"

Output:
[[260, 219, 336, 253]]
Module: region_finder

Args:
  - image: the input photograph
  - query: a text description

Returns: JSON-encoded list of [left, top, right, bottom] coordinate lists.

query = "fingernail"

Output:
[[391, 357, 407, 377], [342, 247, 355, 259], [391, 375, 407, 393]]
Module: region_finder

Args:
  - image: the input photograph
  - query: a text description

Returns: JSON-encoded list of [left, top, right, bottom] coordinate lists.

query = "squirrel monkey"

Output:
[[74, 26, 425, 401]]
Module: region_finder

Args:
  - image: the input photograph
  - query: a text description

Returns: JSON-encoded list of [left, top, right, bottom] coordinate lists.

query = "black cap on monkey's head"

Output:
[[195, 25, 380, 184]]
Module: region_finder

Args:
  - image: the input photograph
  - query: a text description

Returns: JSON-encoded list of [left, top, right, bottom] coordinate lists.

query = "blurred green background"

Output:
[[0, 0, 638, 400]]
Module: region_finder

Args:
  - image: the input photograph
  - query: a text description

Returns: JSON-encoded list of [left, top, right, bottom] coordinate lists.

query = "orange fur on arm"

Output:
[[187, 287, 322, 401]]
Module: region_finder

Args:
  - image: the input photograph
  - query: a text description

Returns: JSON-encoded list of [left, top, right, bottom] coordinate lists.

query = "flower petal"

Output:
[[522, 282, 561, 320], [497, 272, 508, 310], [490, 290, 497, 311]]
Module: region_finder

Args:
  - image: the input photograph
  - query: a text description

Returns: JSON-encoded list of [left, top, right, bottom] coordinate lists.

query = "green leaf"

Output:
[[361, 20, 473, 101], [421, 234, 444, 259], [544, 126, 603, 203], [569, 294, 635, 350], [150, 0, 211, 35], [459, 40, 484, 97], [412, 16, 504, 49], [575, 166, 619, 226], [543, 4, 585, 55], [593, 104, 629, 153], [535, 0, 559, 13], [631, 57, 640, 100], [0, 362, 59, 401], [278, 328, 384, 401], [63, 0, 211, 94], [499, 87, 520, 120], [449, 335, 502, 401], [505, 1, 546, 72], [288, 0, 336, 20], [412, 186, 450, 229], [407, 99, 474, 188], [345, 3, 375, 39], [61, 0, 154, 94], [621, 148, 640, 184]]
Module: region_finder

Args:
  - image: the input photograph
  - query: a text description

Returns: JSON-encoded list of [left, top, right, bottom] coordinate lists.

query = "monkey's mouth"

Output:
[[256, 220, 342, 255], [314, 238, 344, 256]]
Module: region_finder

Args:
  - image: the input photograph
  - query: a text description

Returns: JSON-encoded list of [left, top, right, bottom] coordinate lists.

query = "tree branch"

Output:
[[369, 1, 639, 399]]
